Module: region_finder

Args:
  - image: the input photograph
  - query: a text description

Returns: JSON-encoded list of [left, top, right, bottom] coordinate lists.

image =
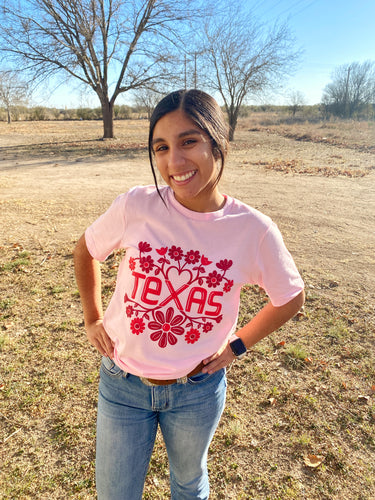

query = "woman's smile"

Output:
[[171, 170, 197, 184]]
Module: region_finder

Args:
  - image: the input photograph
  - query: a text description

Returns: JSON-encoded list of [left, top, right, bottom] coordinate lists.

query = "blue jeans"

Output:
[[96, 357, 227, 500]]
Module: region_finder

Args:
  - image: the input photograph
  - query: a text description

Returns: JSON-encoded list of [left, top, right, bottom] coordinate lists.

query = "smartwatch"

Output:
[[229, 337, 247, 359]]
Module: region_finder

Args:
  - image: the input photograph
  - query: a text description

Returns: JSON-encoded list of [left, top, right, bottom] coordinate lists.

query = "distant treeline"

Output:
[[0, 104, 135, 122], [1, 103, 374, 122]]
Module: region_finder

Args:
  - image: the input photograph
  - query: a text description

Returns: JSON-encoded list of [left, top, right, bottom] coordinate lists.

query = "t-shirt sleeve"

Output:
[[254, 222, 304, 307], [85, 192, 129, 261]]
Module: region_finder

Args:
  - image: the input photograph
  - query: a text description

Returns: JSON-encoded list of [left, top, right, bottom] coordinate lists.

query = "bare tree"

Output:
[[288, 90, 306, 117], [0, 71, 29, 123], [133, 87, 163, 119], [322, 61, 375, 118], [0, 0, 205, 138], [202, 6, 300, 140]]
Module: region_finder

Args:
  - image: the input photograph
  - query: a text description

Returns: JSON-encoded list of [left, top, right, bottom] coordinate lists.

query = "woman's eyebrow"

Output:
[[152, 129, 202, 146]]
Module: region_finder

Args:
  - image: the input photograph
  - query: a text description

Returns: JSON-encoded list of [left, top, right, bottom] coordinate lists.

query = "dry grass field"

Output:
[[0, 114, 374, 499]]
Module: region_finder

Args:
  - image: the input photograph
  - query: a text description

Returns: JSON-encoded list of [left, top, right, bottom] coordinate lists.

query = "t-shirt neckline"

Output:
[[165, 187, 231, 220]]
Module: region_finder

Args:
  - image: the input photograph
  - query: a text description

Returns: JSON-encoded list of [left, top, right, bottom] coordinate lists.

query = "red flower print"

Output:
[[206, 270, 223, 288], [156, 247, 168, 256], [215, 315, 223, 324], [149, 307, 184, 348], [201, 255, 212, 266], [185, 250, 200, 265], [168, 245, 184, 261], [202, 322, 213, 333], [131, 317, 145, 335], [216, 259, 233, 271], [223, 280, 234, 293], [140, 255, 154, 273], [138, 241, 152, 253], [129, 257, 136, 271], [185, 328, 200, 344], [126, 305, 134, 317]]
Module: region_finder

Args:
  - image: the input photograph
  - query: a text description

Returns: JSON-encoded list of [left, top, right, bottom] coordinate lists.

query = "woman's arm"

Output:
[[73, 234, 114, 358], [203, 290, 305, 374]]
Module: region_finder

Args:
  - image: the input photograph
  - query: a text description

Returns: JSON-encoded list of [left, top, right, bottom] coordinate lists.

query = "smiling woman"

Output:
[[148, 89, 229, 206], [73, 88, 304, 499]]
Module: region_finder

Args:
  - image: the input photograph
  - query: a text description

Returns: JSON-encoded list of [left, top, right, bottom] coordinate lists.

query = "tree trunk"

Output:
[[228, 125, 235, 142], [228, 112, 238, 142], [102, 99, 114, 138], [7, 107, 11, 124]]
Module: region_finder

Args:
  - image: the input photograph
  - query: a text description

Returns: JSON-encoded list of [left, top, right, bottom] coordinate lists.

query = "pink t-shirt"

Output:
[[85, 185, 304, 379]]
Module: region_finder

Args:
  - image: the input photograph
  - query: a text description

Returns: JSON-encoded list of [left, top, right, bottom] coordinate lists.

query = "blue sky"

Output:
[[248, 0, 375, 104], [39, 0, 375, 108]]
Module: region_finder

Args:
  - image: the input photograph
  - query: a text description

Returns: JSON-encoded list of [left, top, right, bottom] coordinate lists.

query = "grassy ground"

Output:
[[1, 115, 374, 499]]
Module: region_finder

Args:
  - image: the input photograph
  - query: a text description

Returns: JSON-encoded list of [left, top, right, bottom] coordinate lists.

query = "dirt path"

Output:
[[1, 123, 374, 305]]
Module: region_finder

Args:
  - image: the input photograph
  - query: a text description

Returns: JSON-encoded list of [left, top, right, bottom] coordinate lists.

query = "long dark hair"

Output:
[[148, 89, 229, 202]]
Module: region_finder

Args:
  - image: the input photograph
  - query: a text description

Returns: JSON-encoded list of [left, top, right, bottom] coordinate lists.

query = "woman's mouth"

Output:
[[171, 170, 197, 183]]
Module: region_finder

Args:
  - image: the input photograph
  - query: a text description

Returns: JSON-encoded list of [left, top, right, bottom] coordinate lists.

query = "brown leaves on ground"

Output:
[[304, 454, 325, 468], [255, 159, 369, 177]]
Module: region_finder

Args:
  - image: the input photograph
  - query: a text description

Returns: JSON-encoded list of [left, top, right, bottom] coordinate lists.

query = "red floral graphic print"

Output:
[[130, 317, 145, 335], [168, 245, 184, 261], [206, 270, 223, 288], [125, 241, 234, 348], [126, 305, 134, 317], [202, 322, 213, 333], [185, 250, 200, 265], [138, 241, 152, 253], [139, 255, 154, 273], [156, 247, 168, 256], [185, 328, 200, 344], [129, 257, 136, 271], [149, 307, 184, 348], [216, 259, 233, 271]]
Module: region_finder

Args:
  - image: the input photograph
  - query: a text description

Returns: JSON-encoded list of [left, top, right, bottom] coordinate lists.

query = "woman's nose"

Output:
[[168, 147, 185, 168]]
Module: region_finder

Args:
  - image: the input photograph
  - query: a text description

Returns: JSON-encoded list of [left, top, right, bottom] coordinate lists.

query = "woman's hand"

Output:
[[86, 320, 114, 358], [202, 342, 236, 374]]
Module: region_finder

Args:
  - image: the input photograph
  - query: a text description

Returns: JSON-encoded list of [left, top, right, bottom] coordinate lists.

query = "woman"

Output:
[[74, 89, 304, 499]]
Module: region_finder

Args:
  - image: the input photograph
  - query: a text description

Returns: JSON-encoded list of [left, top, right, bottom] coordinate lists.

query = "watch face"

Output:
[[230, 338, 247, 357]]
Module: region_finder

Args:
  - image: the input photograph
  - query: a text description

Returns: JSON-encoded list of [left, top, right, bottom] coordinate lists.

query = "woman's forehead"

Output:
[[152, 109, 206, 140]]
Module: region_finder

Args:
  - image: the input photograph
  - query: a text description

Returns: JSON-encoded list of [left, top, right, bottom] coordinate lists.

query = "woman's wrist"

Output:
[[228, 335, 247, 359]]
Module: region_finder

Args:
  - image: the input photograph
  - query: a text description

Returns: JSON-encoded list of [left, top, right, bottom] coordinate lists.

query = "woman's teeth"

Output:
[[173, 171, 196, 182]]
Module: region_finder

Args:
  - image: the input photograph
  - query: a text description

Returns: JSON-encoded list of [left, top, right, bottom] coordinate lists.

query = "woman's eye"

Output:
[[183, 139, 197, 146], [155, 145, 168, 152]]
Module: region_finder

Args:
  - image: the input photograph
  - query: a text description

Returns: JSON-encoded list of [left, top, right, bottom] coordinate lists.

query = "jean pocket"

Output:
[[187, 368, 226, 386], [187, 371, 213, 385], [101, 357, 124, 378]]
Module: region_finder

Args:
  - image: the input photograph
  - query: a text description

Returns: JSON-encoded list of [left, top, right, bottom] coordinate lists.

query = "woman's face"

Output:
[[151, 109, 224, 212]]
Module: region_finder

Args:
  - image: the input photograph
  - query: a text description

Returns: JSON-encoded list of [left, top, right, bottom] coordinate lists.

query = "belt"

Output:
[[140, 361, 205, 387]]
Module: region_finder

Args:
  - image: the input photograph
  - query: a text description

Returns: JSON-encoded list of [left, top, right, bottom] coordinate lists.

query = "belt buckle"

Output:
[[139, 376, 188, 386], [140, 377, 158, 387]]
